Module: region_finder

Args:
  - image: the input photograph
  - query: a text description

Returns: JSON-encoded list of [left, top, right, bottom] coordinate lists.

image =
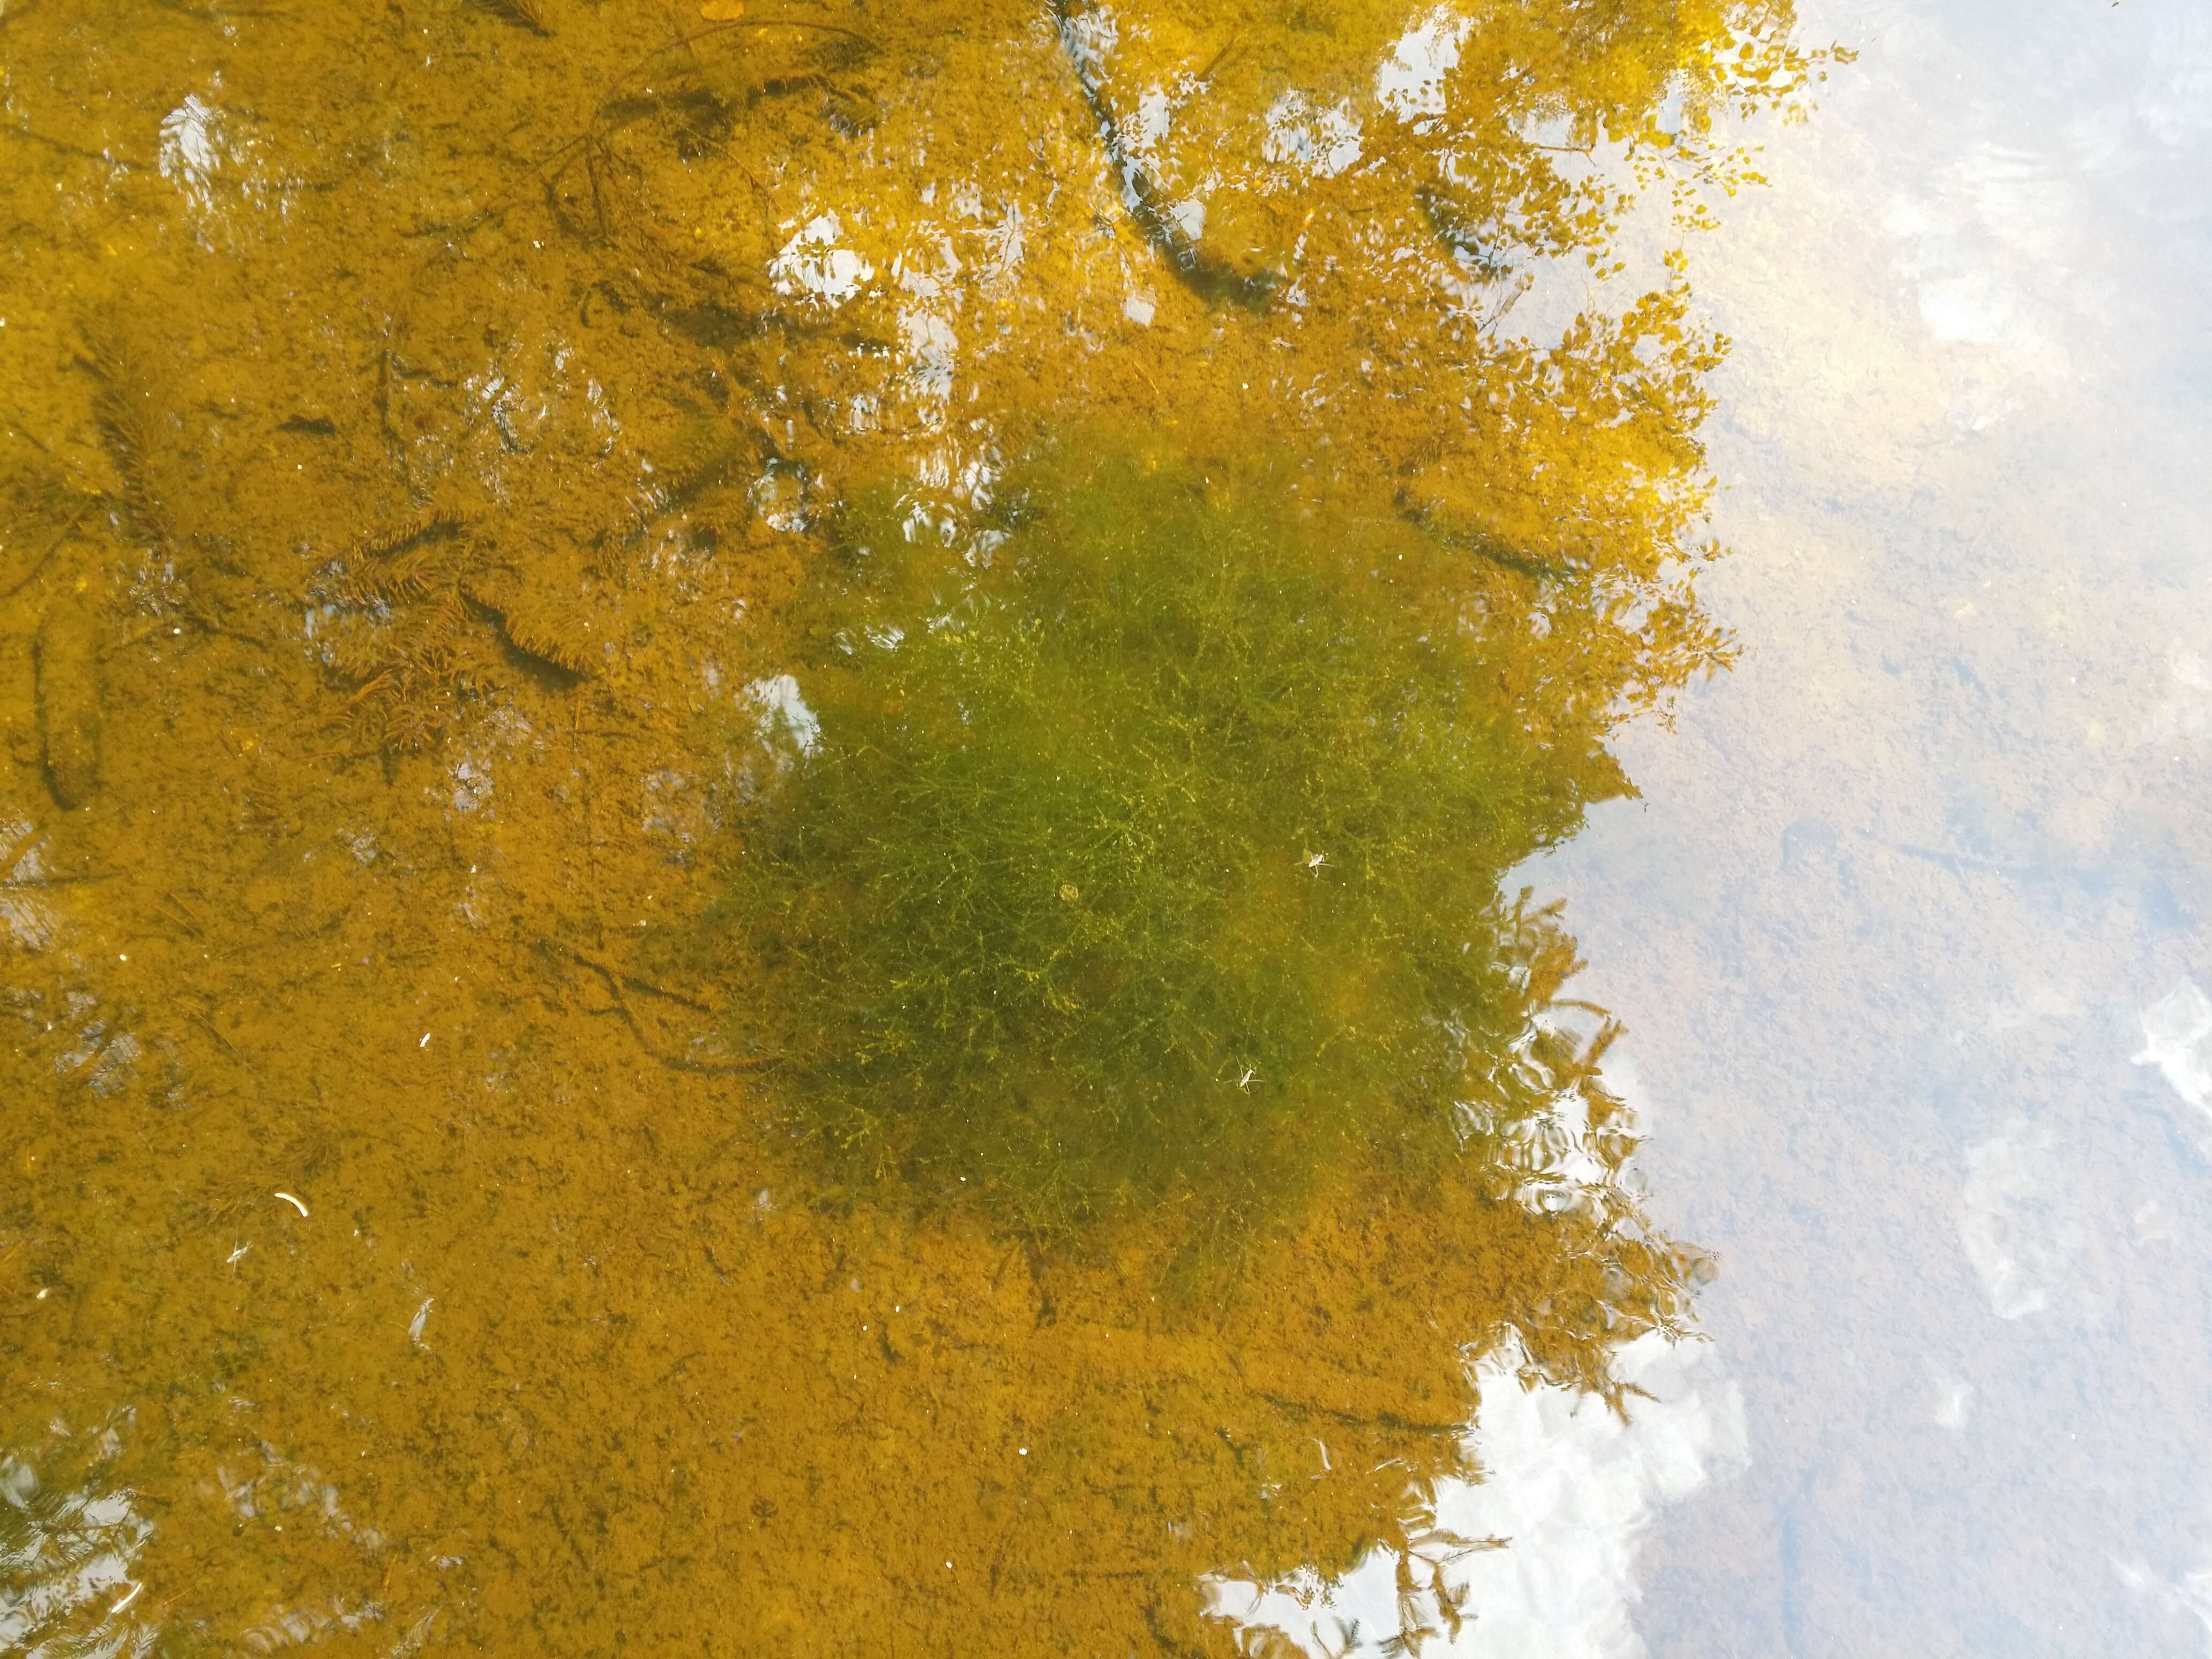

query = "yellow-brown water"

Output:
[[1, 0, 1831, 1650]]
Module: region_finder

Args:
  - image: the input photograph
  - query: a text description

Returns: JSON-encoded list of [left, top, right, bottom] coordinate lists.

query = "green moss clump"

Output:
[[719, 442, 1632, 1238]]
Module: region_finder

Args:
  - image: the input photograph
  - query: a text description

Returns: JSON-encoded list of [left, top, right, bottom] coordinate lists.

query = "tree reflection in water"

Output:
[[0, 0, 1832, 1650]]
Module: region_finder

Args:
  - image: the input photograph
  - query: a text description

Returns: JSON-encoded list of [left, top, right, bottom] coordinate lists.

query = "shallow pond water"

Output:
[[2, 0, 2202, 1653]]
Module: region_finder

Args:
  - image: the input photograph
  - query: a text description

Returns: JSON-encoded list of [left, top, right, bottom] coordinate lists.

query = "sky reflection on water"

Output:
[[1532, 0, 2212, 1650]]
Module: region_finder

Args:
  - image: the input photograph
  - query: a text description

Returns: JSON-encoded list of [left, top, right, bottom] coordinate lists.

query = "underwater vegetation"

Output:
[[717, 441, 1640, 1241]]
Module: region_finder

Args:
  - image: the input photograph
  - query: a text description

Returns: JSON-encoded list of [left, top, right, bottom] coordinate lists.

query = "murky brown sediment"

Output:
[[1, 0, 1827, 1649]]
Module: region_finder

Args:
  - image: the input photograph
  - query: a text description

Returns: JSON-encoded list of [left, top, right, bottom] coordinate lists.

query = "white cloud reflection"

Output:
[[1206, 1332, 1745, 1657], [2134, 978, 2212, 1138]]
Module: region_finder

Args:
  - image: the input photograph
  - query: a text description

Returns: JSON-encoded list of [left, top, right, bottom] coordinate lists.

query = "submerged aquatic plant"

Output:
[[718, 442, 1637, 1238]]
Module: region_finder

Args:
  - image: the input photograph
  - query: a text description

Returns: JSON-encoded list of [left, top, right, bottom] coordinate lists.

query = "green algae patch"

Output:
[[718, 443, 1633, 1237]]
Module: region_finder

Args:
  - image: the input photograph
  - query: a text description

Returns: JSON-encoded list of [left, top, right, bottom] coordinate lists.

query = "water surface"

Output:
[[10, 0, 2200, 1652]]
